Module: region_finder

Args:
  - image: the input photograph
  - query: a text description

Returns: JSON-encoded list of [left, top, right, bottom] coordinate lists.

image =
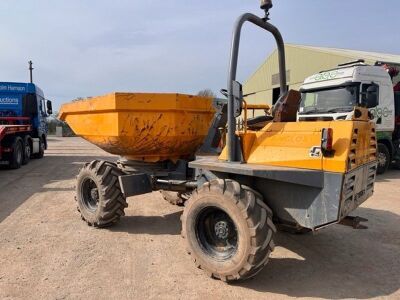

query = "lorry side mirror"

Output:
[[365, 85, 379, 108], [46, 100, 53, 115]]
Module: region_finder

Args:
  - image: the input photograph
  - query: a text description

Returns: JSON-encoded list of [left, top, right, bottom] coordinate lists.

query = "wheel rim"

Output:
[[16, 143, 22, 164], [25, 144, 31, 159], [195, 206, 238, 261], [80, 178, 99, 212], [378, 152, 387, 167]]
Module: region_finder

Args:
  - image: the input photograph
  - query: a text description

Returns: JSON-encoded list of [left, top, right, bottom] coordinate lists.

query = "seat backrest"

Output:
[[273, 90, 301, 122]]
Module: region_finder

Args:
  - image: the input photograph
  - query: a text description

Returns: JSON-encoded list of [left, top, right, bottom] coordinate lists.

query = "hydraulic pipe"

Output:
[[227, 13, 287, 162], [154, 179, 198, 192]]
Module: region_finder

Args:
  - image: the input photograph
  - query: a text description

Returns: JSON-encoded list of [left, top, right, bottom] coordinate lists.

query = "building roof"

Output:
[[243, 44, 400, 104], [286, 44, 400, 65]]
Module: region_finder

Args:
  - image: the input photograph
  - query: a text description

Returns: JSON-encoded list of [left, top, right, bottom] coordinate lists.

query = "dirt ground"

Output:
[[0, 136, 399, 300]]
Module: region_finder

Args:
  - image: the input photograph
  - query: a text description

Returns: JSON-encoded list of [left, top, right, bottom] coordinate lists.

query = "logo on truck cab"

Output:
[[314, 71, 337, 81], [369, 106, 393, 118], [310, 70, 345, 82], [0, 84, 26, 92], [0, 97, 19, 105]]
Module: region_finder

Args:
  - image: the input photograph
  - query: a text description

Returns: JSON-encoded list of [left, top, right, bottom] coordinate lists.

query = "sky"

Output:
[[0, 0, 399, 110]]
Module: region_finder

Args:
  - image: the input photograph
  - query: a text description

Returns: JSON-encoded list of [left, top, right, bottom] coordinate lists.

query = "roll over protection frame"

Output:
[[227, 12, 287, 162]]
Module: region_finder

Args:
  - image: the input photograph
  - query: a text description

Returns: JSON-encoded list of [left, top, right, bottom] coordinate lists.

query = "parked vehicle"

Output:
[[60, 1, 378, 282], [0, 69, 52, 169], [298, 61, 400, 174]]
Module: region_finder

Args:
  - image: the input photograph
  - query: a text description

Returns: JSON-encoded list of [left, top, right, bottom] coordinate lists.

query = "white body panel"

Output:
[[299, 65, 395, 133]]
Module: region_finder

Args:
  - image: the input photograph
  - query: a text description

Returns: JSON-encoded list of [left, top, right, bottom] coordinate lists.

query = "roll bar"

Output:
[[226, 13, 287, 162]]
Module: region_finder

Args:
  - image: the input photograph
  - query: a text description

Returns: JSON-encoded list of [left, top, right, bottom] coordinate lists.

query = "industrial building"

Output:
[[243, 44, 400, 106]]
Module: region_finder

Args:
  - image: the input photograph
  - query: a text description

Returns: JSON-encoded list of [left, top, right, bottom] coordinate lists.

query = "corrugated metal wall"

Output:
[[243, 45, 375, 106]]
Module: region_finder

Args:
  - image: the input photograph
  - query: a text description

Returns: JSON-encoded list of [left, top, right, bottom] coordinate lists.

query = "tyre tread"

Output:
[[76, 160, 127, 228], [182, 179, 275, 282]]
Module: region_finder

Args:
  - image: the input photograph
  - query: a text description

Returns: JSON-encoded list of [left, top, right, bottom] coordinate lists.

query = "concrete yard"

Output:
[[0, 137, 399, 299]]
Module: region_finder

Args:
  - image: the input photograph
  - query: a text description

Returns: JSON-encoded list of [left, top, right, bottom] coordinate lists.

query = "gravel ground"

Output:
[[0, 136, 399, 299]]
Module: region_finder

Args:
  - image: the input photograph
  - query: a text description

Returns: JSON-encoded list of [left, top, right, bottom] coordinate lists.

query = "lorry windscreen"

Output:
[[299, 85, 359, 114]]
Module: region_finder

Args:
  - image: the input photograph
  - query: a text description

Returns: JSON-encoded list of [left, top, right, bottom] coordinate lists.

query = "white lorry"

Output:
[[298, 61, 400, 174]]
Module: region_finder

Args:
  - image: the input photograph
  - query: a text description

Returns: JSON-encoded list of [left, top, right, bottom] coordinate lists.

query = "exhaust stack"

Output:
[[28, 60, 34, 83]]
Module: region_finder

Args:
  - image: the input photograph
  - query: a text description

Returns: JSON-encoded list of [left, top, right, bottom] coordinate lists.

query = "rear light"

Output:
[[321, 128, 334, 156]]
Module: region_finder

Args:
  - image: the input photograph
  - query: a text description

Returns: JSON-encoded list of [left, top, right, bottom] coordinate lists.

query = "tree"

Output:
[[46, 112, 75, 136], [197, 89, 216, 98]]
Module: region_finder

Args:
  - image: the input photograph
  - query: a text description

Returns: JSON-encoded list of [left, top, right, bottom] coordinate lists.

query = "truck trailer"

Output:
[[0, 81, 52, 169]]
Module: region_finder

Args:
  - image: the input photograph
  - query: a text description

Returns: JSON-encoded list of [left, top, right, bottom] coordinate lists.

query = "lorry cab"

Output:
[[0, 81, 52, 168], [298, 63, 399, 174], [0, 82, 52, 144]]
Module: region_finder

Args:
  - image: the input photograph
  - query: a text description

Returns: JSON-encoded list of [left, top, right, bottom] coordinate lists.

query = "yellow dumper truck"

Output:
[[60, 1, 377, 282]]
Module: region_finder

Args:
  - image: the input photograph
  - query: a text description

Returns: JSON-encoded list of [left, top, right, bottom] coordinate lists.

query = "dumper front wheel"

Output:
[[76, 160, 127, 227], [181, 179, 276, 282]]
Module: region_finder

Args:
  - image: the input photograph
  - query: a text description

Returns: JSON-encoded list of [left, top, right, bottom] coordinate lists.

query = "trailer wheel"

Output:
[[377, 143, 390, 174], [181, 179, 276, 282], [9, 137, 23, 169], [33, 137, 45, 159], [22, 135, 32, 165], [76, 160, 127, 227]]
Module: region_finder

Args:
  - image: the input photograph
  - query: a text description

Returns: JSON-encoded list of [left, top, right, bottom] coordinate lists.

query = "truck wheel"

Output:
[[22, 136, 32, 165], [9, 137, 23, 169], [76, 160, 128, 227], [33, 137, 45, 159], [181, 179, 276, 282], [160, 191, 190, 206], [377, 144, 390, 175]]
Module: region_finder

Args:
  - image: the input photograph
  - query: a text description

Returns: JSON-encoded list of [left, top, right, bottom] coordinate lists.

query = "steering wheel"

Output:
[[220, 89, 228, 98]]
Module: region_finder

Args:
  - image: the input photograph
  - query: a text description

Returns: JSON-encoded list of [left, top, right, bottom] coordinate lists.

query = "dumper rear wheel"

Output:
[[76, 160, 127, 227], [181, 179, 276, 282]]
